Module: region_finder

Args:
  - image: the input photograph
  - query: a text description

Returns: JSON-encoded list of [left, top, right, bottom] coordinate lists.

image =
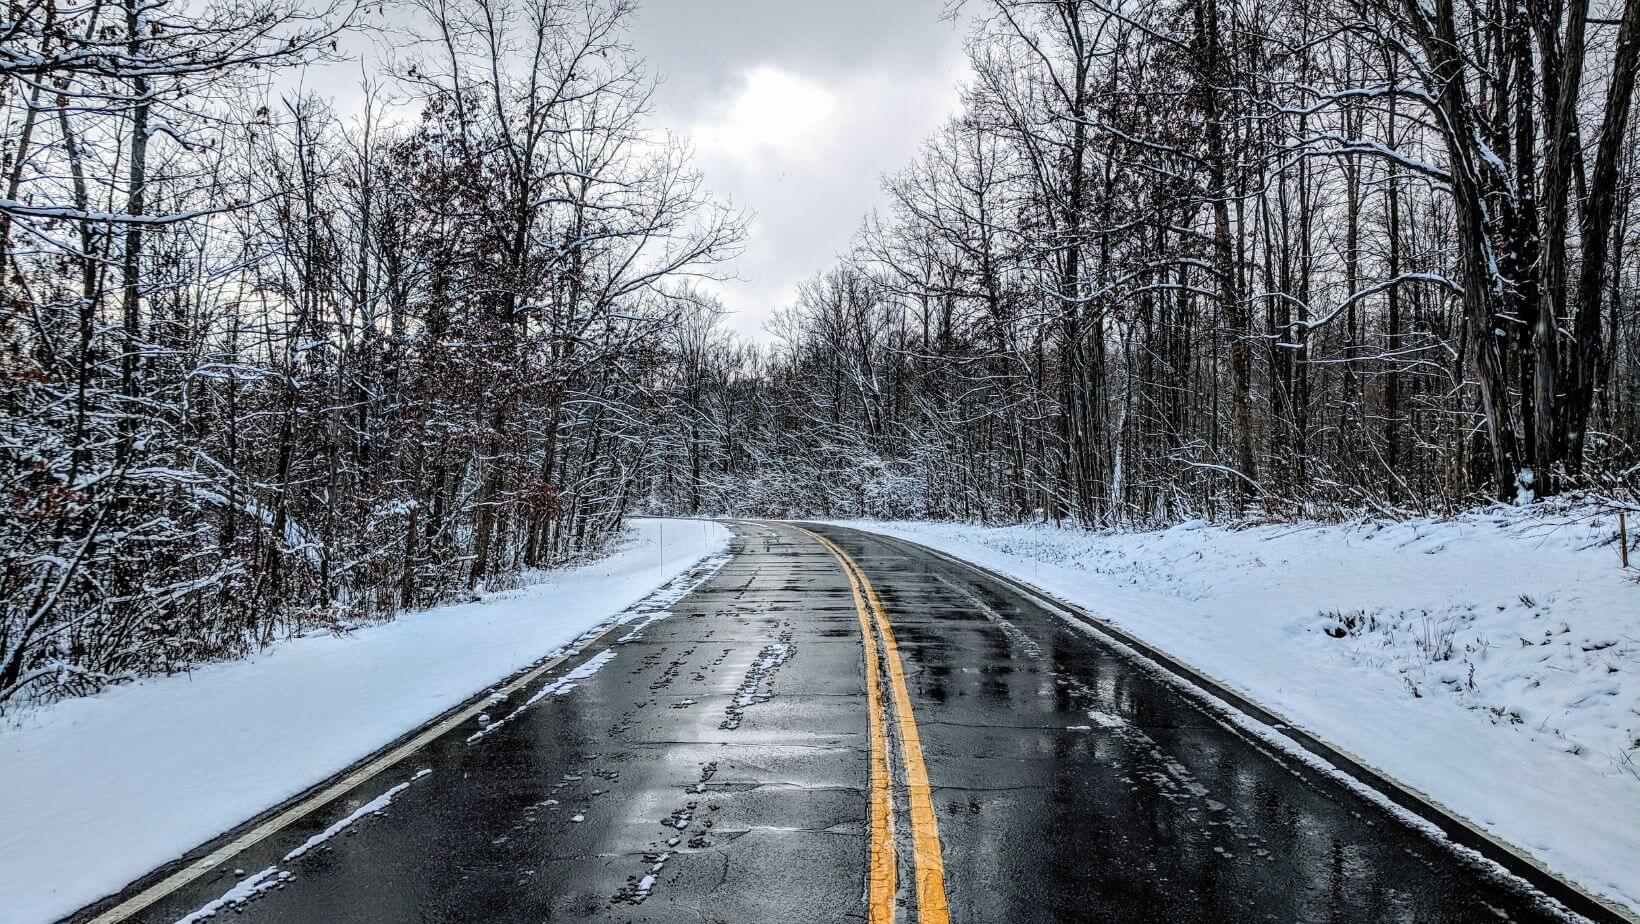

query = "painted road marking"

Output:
[[85, 621, 635, 924], [858, 559, 951, 924], [804, 528, 897, 924], [798, 526, 950, 924]]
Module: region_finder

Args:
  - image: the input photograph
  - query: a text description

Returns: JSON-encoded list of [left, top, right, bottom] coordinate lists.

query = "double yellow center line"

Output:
[[797, 527, 950, 924]]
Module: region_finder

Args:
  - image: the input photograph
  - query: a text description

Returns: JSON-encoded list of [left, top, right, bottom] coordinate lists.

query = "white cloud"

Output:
[[667, 63, 963, 341], [632, 4, 971, 341], [688, 66, 840, 170]]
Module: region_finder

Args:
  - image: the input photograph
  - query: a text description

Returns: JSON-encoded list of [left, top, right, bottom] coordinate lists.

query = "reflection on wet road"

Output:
[[91, 522, 1576, 923]]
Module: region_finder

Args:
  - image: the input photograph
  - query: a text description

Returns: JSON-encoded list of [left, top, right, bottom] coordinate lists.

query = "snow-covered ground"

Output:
[[837, 506, 1640, 915], [0, 517, 731, 924]]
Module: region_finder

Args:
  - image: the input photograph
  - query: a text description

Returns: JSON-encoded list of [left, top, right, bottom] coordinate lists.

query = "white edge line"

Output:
[[85, 648, 572, 924], [86, 545, 735, 924]]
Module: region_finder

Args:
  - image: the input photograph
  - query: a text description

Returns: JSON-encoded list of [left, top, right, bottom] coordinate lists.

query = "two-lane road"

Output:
[[76, 522, 1580, 923]]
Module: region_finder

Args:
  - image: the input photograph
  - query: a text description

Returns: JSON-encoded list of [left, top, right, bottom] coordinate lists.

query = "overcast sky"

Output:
[[625, 1, 970, 339]]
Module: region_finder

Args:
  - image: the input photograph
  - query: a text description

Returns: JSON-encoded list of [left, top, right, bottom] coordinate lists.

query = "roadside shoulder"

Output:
[[825, 514, 1640, 923]]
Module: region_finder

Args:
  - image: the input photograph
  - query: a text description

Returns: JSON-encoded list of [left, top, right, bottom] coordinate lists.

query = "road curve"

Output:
[[71, 521, 1581, 923]]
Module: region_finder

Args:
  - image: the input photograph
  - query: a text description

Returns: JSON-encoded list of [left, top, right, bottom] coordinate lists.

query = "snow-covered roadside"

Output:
[[0, 517, 731, 924], [834, 507, 1640, 914]]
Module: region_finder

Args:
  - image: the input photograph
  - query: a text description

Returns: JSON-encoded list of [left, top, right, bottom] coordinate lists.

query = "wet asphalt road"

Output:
[[87, 521, 1575, 923]]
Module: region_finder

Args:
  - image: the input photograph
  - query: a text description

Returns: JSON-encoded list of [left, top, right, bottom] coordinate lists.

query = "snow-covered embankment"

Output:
[[0, 517, 731, 924], [840, 507, 1640, 914]]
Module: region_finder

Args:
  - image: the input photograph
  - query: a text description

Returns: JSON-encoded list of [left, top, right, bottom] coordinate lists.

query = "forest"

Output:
[[0, 0, 742, 702], [642, 0, 1640, 527], [5, 0, 1639, 703]]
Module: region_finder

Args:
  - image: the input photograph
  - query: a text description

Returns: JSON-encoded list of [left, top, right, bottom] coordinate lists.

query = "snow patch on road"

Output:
[[529, 648, 618, 703], [174, 866, 291, 924], [177, 765, 432, 923], [0, 518, 731, 924], [614, 851, 671, 904], [618, 610, 673, 643], [735, 643, 792, 708], [1086, 710, 1126, 730], [834, 505, 1640, 913], [283, 779, 413, 862], [467, 648, 620, 744], [722, 635, 795, 730]]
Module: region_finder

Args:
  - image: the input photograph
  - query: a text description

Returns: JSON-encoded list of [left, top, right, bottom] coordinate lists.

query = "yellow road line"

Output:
[[798, 526, 949, 924], [858, 563, 951, 924], [798, 527, 896, 924]]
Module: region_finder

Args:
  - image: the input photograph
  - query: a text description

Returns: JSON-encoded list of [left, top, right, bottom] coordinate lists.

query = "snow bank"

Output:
[[836, 507, 1640, 914], [0, 518, 731, 924]]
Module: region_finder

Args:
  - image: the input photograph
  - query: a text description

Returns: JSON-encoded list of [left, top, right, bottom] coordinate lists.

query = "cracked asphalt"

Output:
[[94, 521, 1576, 923]]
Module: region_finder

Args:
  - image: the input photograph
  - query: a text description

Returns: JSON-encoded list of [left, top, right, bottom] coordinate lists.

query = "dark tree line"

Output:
[[7, 0, 1639, 704], [0, 0, 741, 703], [642, 0, 1640, 526]]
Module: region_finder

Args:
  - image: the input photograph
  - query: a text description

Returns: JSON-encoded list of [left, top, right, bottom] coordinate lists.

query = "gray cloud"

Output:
[[628, 0, 970, 339], [631, 1, 963, 115], [308, 0, 969, 341]]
